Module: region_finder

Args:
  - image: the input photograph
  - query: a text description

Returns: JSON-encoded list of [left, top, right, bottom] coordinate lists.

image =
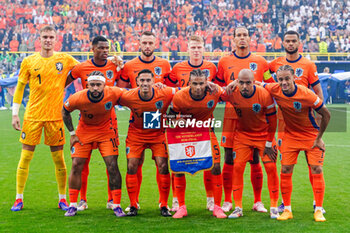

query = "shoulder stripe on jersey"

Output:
[[266, 103, 275, 109], [266, 111, 276, 116], [315, 103, 324, 112], [215, 76, 225, 83], [120, 76, 129, 82], [311, 80, 320, 87], [167, 75, 178, 84], [308, 108, 320, 130]]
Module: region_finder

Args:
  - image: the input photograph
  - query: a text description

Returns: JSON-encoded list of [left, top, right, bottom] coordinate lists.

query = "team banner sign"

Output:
[[166, 127, 213, 175]]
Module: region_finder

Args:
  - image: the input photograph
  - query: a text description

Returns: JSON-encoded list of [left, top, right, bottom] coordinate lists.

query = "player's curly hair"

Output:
[[276, 65, 294, 76], [88, 70, 105, 77], [189, 68, 206, 81]]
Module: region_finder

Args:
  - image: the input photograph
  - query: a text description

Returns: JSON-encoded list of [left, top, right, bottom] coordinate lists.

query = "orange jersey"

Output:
[[217, 52, 273, 85], [221, 85, 276, 141], [121, 56, 171, 88], [172, 85, 224, 121], [119, 87, 177, 143], [70, 59, 120, 88], [269, 55, 320, 88], [217, 52, 273, 120], [264, 83, 323, 140], [18, 52, 79, 121], [63, 86, 124, 142], [168, 60, 217, 87]]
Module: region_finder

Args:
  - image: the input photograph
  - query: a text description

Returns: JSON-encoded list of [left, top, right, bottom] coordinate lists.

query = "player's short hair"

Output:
[[233, 26, 250, 37], [141, 31, 156, 38], [283, 30, 300, 40], [92, 36, 108, 45], [276, 65, 294, 76], [188, 35, 204, 44], [189, 69, 206, 81], [137, 69, 154, 79], [88, 70, 105, 77], [40, 25, 56, 34], [238, 69, 254, 80]]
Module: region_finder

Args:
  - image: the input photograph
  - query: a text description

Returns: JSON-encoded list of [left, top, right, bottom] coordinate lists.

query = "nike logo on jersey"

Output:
[[181, 73, 187, 76], [228, 66, 234, 69], [133, 70, 141, 74], [34, 68, 41, 71]]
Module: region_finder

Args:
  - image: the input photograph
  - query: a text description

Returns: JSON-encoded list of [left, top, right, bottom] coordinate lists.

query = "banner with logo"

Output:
[[166, 127, 213, 175]]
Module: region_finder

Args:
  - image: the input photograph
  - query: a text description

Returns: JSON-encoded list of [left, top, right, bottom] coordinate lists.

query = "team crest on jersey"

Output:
[[56, 62, 63, 71], [222, 136, 226, 143], [293, 101, 302, 112], [71, 146, 75, 154], [252, 103, 261, 113], [295, 68, 304, 77], [155, 101, 164, 109], [249, 63, 258, 71], [21, 132, 26, 139], [202, 69, 210, 78], [154, 67, 162, 75], [105, 101, 112, 110], [126, 147, 130, 154], [65, 101, 70, 107], [106, 70, 114, 80], [207, 100, 214, 108], [233, 151, 236, 160]]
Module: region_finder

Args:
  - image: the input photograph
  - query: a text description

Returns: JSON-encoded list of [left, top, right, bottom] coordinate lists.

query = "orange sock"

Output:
[[136, 164, 142, 203], [174, 176, 186, 207], [106, 168, 113, 201], [171, 172, 176, 199], [311, 173, 325, 207], [111, 189, 121, 205], [280, 173, 293, 206], [212, 174, 223, 206], [250, 163, 263, 203], [158, 173, 170, 207], [203, 170, 213, 197], [222, 163, 233, 203], [126, 173, 138, 207], [232, 162, 246, 208], [80, 156, 91, 201], [69, 188, 79, 203], [264, 162, 279, 207]]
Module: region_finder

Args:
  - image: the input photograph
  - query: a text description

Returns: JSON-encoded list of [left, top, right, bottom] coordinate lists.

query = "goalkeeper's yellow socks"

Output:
[[16, 149, 34, 195]]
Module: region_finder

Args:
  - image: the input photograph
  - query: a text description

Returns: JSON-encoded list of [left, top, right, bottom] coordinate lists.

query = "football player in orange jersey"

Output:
[[221, 69, 279, 219], [263, 65, 330, 222], [269, 31, 325, 213], [68, 36, 122, 211], [167, 35, 218, 212], [119, 31, 172, 212], [170, 69, 227, 219], [11, 25, 79, 211], [62, 71, 126, 217], [216, 27, 274, 213], [119, 69, 175, 217]]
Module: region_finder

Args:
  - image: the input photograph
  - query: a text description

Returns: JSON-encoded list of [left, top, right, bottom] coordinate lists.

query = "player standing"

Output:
[[222, 69, 279, 219], [62, 71, 125, 217], [264, 65, 330, 222], [68, 36, 122, 211], [269, 30, 325, 213], [167, 35, 217, 212], [119, 31, 171, 211], [216, 27, 274, 212], [11, 25, 79, 211], [170, 69, 226, 219], [119, 69, 175, 217]]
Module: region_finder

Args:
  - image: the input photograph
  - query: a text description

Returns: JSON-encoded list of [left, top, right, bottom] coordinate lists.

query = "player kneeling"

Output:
[[62, 71, 126, 217]]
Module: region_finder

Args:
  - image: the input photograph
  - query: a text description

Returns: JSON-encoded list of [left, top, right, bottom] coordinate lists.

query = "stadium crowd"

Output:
[[0, 0, 349, 59]]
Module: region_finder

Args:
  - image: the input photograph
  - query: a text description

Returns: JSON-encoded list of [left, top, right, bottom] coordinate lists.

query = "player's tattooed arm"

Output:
[[312, 105, 331, 151], [62, 108, 82, 148]]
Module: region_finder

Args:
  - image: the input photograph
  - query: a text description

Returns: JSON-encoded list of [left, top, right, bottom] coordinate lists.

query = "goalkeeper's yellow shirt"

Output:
[[18, 52, 79, 121]]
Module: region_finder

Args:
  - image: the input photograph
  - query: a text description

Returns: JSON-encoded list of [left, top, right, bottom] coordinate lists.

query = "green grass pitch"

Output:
[[0, 104, 349, 232]]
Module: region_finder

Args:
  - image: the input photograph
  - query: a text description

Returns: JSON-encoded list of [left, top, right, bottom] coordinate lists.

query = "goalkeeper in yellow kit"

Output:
[[11, 25, 79, 211]]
